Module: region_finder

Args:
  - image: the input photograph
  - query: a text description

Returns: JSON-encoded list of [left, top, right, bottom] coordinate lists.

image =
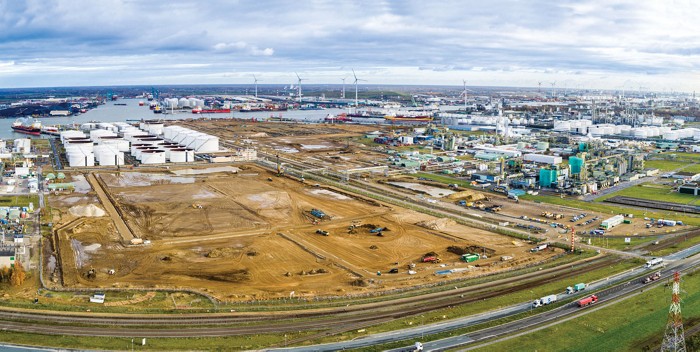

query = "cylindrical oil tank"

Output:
[[140, 150, 166, 164], [168, 148, 194, 163]]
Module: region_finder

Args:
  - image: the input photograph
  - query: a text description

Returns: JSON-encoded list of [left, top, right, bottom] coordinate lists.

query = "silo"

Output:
[[65, 140, 94, 154], [140, 150, 166, 164], [168, 148, 195, 162], [147, 123, 164, 136]]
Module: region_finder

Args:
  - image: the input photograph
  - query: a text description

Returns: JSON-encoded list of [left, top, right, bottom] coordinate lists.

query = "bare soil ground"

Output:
[[49, 164, 558, 301]]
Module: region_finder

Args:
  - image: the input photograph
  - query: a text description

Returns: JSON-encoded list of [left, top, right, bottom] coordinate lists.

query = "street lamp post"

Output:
[[421, 315, 425, 339]]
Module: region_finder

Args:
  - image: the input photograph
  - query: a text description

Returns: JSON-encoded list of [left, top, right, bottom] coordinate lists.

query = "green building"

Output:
[[539, 168, 558, 187], [569, 156, 584, 175]]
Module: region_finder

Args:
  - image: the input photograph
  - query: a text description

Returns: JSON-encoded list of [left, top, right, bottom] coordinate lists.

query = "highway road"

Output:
[[268, 254, 695, 352]]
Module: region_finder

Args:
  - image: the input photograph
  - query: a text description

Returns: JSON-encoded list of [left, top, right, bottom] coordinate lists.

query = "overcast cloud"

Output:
[[1, 0, 700, 90]]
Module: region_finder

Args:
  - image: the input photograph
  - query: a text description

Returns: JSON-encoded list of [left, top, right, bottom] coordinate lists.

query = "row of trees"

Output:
[[0, 259, 26, 286]]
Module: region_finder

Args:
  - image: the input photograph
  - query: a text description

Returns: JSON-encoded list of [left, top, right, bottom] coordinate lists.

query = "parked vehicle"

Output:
[[413, 342, 424, 351], [533, 294, 558, 307], [566, 283, 586, 294], [315, 229, 329, 236], [530, 243, 548, 252], [577, 295, 598, 307]]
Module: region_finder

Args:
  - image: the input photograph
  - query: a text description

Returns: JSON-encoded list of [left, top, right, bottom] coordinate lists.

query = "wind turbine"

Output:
[[253, 74, 260, 98], [550, 81, 556, 99], [341, 77, 347, 99], [538, 81, 542, 94], [352, 69, 366, 110], [295, 72, 304, 103]]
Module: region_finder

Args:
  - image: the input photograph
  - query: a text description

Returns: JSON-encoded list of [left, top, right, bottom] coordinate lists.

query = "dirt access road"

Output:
[[86, 173, 135, 243]]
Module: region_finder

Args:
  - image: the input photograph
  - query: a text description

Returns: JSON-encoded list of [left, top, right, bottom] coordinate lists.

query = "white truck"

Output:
[[532, 294, 558, 308], [413, 342, 423, 351], [645, 257, 664, 268]]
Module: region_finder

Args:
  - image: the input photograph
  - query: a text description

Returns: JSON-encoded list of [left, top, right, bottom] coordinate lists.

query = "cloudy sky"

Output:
[[1, 0, 700, 91]]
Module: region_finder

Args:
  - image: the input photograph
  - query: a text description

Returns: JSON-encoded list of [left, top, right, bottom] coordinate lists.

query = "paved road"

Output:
[[268, 258, 669, 352], [85, 173, 135, 242]]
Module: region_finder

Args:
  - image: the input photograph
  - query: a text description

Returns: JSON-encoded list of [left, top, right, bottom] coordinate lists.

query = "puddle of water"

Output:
[[172, 166, 240, 175], [47, 255, 56, 272], [387, 182, 456, 198], [106, 173, 195, 187], [300, 144, 331, 150], [71, 239, 88, 268], [308, 189, 351, 200], [71, 174, 92, 194], [274, 147, 299, 153], [192, 189, 220, 199]]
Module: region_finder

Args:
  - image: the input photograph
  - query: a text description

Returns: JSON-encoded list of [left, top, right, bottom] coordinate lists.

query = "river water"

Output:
[[1, 99, 381, 140]]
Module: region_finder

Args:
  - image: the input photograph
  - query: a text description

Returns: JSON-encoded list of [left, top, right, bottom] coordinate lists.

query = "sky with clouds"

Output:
[[1, 0, 700, 91]]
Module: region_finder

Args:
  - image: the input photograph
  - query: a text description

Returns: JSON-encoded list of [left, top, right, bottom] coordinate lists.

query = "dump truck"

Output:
[[642, 271, 662, 284], [422, 256, 441, 263], [315, 229, 329, 236], [533, 294, 558, 308], [577, 295, 598, 307], [566, 283, 586, 294], [310, 209, 326, 218]]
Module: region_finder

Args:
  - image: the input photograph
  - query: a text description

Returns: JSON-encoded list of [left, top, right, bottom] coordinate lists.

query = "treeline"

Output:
[[0, 259, 26, 286]]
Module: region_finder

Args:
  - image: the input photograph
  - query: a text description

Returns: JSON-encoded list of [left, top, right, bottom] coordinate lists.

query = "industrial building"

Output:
[[601, 215, 625, 230]]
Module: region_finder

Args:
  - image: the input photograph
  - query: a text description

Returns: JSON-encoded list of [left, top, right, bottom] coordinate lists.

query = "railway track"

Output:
[[0, 256, 619, 338]]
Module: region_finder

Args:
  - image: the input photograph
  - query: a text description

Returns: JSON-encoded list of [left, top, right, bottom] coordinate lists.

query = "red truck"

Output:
[[642, 271, 662, 284], [577, 295, 598, 307]]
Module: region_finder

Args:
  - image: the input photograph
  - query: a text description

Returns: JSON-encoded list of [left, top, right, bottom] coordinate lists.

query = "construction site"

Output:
[[41, 120, 576, 301], [47, 164, 562, 301]]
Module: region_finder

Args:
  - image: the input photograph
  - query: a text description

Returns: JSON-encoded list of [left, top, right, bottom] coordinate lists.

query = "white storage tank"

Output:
[[140, 150, 166, 164], [90, 129, 117, 142], [67, 152, 95, 167], [134, 146, 159, 160], [168, 148, 195, 163], [130, 143, 150, 156], [60, 130, 86, 143], [146, 123, 164, 136], [65, 140, 94, 154], [191, 135, 219, 152], [95, 146, 124, 166], [178, 98, 190, 108]]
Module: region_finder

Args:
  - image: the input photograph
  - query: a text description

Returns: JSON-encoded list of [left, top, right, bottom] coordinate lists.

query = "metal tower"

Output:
[[661, 272, 686, 352]]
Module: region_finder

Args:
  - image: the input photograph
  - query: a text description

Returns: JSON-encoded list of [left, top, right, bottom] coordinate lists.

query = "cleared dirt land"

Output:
[[49, 165, 559, 301]]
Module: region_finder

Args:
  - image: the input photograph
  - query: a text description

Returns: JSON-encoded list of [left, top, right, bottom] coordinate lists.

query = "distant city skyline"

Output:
[[1, 0, 700, 91]]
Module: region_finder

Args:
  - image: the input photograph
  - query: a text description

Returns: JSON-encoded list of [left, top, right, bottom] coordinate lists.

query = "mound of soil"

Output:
[[69, 204, 106, 217]]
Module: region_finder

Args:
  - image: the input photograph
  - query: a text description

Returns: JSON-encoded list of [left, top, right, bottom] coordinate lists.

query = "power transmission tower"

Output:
[[661, 272, 686, 352]]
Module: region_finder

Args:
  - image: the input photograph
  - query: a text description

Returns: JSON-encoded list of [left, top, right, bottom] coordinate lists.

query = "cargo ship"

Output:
[[347, 109, 385, 119], [192, 107, 231, 114], [11, 119, 41, 136], [324, 113, 353, 123], [384, 113, 434, 122]]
